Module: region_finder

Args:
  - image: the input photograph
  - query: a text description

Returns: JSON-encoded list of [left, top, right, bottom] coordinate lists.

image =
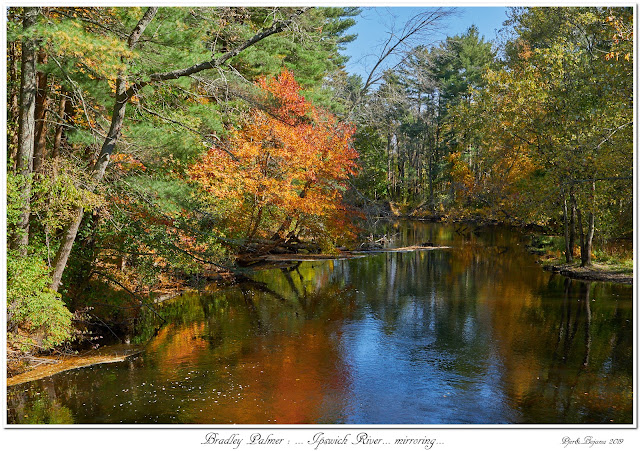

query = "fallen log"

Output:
[[238, 245, 451, 264], [7, 344, 144, 386]]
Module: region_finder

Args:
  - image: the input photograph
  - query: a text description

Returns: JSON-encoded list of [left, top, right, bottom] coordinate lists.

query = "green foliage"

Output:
[[351, 26, 497, 206], [409, 7, 631, 243], [5, 6, 362, 359], [31, 161, 104, 231], [432, 25, 496, 106], [501, 8, 631, 233], [7, 251, 74, 353], [14, 392, 75, 424], [345, 6, 631, 266], [7, 173, 76, 352], [6, 172, 24, 233], [231, 7, 358, 102], [352, 126, 389, 199], [527, 234, 565, 254], [80, 173, 231, 289]]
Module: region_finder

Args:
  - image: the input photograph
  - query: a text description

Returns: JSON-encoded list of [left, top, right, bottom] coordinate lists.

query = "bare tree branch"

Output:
[[359, 8, 454, 97]]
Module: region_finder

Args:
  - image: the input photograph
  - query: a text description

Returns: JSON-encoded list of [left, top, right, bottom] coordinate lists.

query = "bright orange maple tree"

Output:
[[189, 69, 358, 249]]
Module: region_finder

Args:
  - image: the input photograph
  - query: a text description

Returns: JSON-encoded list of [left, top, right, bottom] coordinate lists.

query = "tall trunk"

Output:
[[562, 189, 573, 263], [10, 7, 39, 255], [32, 51, 50, 173], [397, 136, 405, 200], [581, 211, 595, 267], [50, 8, 159, 292], [8, 41, 20, 167], [415, 141, 422, 198], [580, 182, 596, 267], [428, 153, 434, 212], [9, 41, 20, 117], [434, 102, 442, 205], [50, 68, 130, 291], [576, 204, 584, 264], [49, 207, 84, 290], [569, 190, 576, 262], [52, 92, 68, 159], [29, 56, 52, 244], [386, 130, 393, 192]]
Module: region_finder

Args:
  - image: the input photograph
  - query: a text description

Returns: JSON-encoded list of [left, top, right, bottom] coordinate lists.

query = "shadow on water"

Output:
[[7, 221, 633, 424]]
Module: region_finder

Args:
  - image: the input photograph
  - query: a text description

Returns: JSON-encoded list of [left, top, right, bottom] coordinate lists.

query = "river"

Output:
[[7, 221, 633, 424]]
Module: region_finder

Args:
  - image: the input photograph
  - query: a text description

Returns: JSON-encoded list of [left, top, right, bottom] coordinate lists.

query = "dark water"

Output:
[[7, 221, 633, 424]]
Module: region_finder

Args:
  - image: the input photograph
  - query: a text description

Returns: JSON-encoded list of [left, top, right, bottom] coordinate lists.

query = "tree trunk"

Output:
[[8, 41, 20, 167], [398, 140, 404, 200], [50, 8, 158, 292], [52, 92, 68, 159], [267, 182, 312, 247], [386, 130, 393, 193], [32, 51, 50, 174], [575, 201, 584, 262], [10, 7, 39, 255], [50, 63, 132, 291], [28, 53, 51, 244], [428, 153, 434, 211], [49, 206, 85, 291], [580, 182, 596, 267], [562, 189, 573, 263], [581, 211, 594, 267], [49, 7, 309, 291], [247, 206, 264, 242], [569, 191, 576, 262], [9, 41, 20, 118]]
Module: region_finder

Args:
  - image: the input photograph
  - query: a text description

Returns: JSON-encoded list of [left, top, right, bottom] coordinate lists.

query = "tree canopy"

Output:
[[6, 6, 633, 356]]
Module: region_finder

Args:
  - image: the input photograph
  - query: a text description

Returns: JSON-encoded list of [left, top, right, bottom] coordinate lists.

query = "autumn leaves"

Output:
[[189, 69, 359, 249]]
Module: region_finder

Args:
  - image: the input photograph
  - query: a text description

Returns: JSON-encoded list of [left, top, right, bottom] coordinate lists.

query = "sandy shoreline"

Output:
[[7, 344, 144, 387]]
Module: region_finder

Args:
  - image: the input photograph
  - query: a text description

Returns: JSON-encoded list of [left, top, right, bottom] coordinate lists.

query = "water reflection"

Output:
[[7, 222, 633, 424]]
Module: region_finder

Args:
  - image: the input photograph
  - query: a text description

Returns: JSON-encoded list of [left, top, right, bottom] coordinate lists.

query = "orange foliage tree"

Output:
[[189, 69, 358, 251]]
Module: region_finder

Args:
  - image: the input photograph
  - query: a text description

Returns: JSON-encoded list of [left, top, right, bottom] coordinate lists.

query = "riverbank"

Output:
[[398, 205, 633, 285], [7, 344, 144, 386], [6, 285, 192, 380], [246, 210, 631, 285], [541, 260, 633, 285]]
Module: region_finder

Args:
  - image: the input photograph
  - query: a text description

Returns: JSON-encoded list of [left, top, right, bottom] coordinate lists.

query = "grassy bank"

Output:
[[527, 235, 633, 284]]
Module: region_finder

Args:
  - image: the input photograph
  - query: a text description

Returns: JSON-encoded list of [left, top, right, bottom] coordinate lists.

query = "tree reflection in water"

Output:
[[7, 222, 633, 424]]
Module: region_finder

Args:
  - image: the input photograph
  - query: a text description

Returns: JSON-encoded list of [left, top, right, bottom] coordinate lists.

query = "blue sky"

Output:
[[342, 7, 510, 79]]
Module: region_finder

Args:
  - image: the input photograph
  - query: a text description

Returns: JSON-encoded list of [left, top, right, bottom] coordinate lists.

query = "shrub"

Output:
[[7, 251, 73, 353]]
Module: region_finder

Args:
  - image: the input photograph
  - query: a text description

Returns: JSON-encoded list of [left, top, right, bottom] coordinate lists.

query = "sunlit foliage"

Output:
[[190, 69, 358, 250]]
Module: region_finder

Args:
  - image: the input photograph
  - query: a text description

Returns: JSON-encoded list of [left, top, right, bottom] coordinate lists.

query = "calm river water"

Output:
[[7, 221, 633, 424]]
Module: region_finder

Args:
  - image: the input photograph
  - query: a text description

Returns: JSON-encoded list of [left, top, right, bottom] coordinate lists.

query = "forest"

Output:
[[6, 7, 633, 368]]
